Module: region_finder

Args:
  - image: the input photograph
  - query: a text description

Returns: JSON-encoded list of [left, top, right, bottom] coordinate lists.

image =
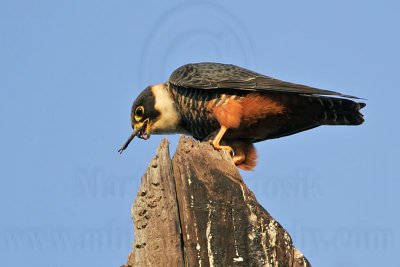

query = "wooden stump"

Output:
[[123, 136, 311, 267]]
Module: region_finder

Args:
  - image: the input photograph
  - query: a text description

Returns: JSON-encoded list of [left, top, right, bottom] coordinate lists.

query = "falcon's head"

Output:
[[130, 85, 158, 141], [118, 83, 181, 153]]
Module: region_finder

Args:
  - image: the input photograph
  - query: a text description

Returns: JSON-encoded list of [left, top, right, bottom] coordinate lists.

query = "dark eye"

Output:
[[134, 106, 144, 120]]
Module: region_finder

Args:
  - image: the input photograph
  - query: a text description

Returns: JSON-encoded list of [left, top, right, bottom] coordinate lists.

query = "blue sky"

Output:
[[0, 1, 398, 266]]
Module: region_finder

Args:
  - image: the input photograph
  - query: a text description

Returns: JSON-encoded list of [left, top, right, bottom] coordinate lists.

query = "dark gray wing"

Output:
[[168, 62, 360, 99]]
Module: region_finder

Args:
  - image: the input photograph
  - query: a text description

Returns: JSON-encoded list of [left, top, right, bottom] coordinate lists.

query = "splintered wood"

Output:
[[123, 136, 311, 267]]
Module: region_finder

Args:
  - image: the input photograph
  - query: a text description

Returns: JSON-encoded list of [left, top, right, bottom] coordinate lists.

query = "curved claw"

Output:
[[210, 125, 233, 154], [212, 142, 233, 153]]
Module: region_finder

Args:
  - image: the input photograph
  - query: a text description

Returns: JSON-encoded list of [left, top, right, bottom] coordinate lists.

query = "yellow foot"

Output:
[[212, 140, 233, 153], [211, 126, 231, 151], [232, 154, 245, 166]]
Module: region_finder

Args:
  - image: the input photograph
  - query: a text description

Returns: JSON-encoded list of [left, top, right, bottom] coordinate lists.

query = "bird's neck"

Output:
[[150, 83, 183, 134]]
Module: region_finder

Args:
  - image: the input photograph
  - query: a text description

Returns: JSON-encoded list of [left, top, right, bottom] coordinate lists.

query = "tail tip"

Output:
[[358, 102, 366, 109]]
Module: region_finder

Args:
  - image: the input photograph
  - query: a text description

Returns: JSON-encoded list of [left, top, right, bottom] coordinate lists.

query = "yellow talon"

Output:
[[232, 154, 245, 165], [212, 142, 233, 153], [211, 125, 233, 153]]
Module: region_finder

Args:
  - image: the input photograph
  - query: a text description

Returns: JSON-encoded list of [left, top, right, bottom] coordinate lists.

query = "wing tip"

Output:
[[338, 93, 367, 100]]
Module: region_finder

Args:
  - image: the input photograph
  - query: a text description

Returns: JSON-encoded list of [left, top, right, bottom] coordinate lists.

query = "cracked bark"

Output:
[[122, 136, 311, 267]]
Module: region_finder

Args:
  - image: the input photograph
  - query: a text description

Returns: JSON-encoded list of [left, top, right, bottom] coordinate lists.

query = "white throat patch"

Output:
[[151, 83, 181, 134]]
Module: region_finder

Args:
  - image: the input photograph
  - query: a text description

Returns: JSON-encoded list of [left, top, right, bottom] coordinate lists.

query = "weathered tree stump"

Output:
[[123, 136, 311, 267]]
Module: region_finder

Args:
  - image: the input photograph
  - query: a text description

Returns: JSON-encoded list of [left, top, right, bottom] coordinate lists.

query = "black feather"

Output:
[[169, 62, 362, 99]]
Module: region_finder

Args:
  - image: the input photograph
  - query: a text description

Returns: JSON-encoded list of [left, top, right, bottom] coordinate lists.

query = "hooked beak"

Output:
[[118, 119, 150, 154]]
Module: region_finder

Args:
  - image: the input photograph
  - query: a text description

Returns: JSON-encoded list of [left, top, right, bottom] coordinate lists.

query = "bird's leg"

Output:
[[232, 152, 246, 166], [212, 126, 233, 153], [204, 131, 218, 141]]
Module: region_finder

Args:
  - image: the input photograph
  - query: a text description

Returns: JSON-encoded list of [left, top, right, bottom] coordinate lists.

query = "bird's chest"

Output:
[[170, 86, 223, 139]]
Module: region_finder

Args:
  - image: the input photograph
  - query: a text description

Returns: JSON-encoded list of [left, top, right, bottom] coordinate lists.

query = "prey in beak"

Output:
[[118, 119, 150, 154]]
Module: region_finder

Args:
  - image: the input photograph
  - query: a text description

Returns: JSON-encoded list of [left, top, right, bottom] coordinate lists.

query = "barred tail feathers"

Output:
[[305, 96, 366, 126]]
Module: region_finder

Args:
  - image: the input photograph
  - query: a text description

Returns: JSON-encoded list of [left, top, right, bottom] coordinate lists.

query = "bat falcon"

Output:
[[119, 62, 365, 170]]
